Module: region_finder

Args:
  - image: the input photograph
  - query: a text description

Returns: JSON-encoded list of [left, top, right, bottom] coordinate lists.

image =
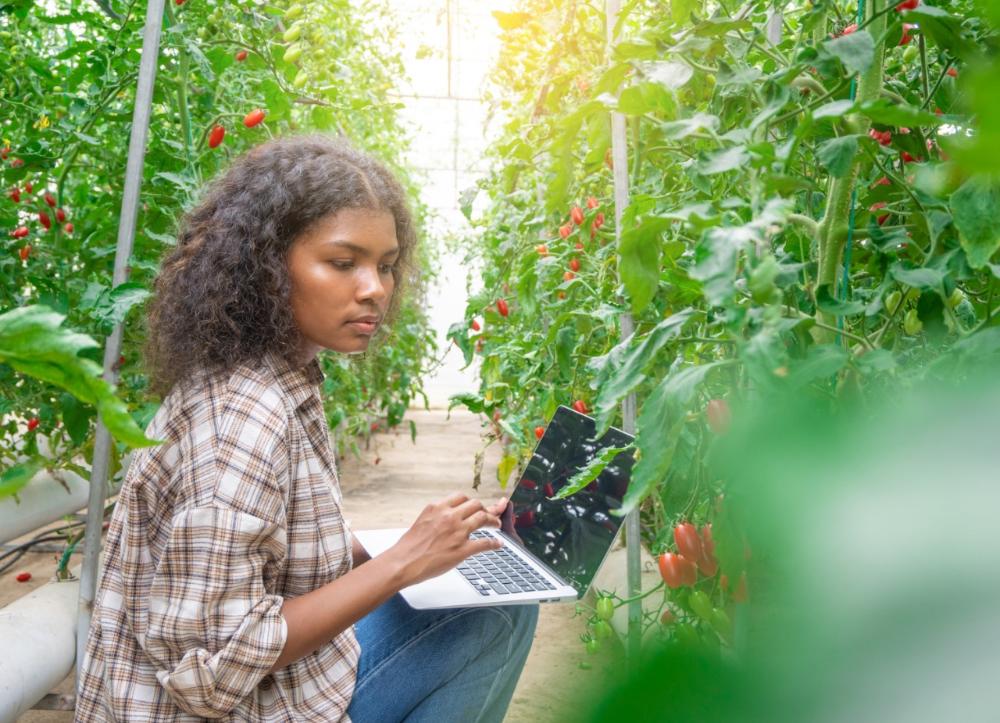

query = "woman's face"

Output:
[[287, 207, 399, 360]]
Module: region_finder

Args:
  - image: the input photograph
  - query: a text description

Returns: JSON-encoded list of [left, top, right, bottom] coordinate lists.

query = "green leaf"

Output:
[[818, 135, 859, 178], [0, 305, 161, 449], [699, 146, 750, 175], [660, 113, 719, 140], [906, 6, 978, 62], [812, 100, 856, 120], [615, 362, 725, 516], [823, 29, 875, 75], [552, 445, 632, 500], [950, 176, 1000, 269], [889, 263, 946, 290], [786, 345, 849, 388], [590, 309, 695, 435], [640, 60, 694, 90], [856, 98, 943, 127], [815, 285, 865, 316], [0, 460, 44, 498], [619, 215, 670, 315], [491, 10, 531, 30]]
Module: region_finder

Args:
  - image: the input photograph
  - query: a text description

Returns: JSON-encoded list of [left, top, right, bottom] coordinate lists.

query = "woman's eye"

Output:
[[331, 261, 353, 269], [379, 264, 396, 274]]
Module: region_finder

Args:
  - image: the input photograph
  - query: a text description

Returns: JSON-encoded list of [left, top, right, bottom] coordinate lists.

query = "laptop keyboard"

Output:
[[456, 529, 558, 596]]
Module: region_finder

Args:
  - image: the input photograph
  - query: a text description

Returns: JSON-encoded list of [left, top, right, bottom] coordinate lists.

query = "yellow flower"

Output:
[[33, 115, 50, 130]]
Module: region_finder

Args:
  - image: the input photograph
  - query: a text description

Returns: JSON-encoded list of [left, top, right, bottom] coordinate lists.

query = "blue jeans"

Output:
[[346, 593, 540, 723]]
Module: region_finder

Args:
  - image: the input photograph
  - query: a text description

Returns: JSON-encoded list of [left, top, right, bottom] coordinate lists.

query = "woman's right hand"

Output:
[[386, 492, 505, 587]]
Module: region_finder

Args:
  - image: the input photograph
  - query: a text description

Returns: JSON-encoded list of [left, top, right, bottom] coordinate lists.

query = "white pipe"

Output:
[[0, 569, 80, 722], [0, 469, 88, 546], [0, 468, 123, 546]]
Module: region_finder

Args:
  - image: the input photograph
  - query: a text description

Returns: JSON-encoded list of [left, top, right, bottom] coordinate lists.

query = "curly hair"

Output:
[[142, 133, 418, 399]]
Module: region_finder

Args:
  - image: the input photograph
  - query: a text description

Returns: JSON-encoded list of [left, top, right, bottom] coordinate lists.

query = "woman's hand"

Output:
[[387, 492, 507, 587]]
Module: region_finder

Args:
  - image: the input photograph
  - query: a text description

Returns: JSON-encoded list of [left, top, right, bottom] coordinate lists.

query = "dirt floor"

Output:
[[2, 408, 635, 722]]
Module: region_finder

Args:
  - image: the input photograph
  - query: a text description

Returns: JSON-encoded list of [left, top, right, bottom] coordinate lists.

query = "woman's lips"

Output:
[[348, 320, 378, 334]]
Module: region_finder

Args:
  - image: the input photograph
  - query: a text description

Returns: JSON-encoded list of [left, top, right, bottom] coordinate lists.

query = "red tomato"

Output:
[[706, 398, 731, 434], [574, 241, 584, 250], [570, 205, 584, 225], [572, 399, 588, 415], [243, 108, 266, 128], [569, 258, 581, 272], [208, 124, 226, 149], [696, 524, 719, 576], [43, 192, 56, 207], [543, 483, 555, 497], [586, 196, 599, 210], [657, 553, 697, 589], [895, 0, 918, 10], [15, 571, 31, 583], [38, 211, 51, 230], [870, 202, 889, 225], [563, 271, 575, 281], [8, 187, 20, 203], [536, 243, 548, 256], [235, 49, 248, 62], [534, 426, 545, 440], [673, 523, 703, 561], [19, 245, 30, 261], [27, 417, 39, 431], [515, 510, 536, 528], [24, 181, 32, 193], [899, 23, 915, 45], [470, 319, 481, 331], [55, 208, 66, 223], [496, 298, 509, 317], [946, 67, 958, 78], [64, 223, 73, 234], [559, 223, 571, 239], [593, 212, 605, 229], [520, 479, 537, 490], [12, 226, 29, 238]]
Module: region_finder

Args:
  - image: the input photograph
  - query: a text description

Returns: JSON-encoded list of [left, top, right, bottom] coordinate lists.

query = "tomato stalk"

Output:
[[164, 0, 194, 171], [816, 0, 886, 334]]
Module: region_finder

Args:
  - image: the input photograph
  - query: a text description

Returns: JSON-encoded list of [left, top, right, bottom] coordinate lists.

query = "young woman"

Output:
[[75, 134, 539, 721]]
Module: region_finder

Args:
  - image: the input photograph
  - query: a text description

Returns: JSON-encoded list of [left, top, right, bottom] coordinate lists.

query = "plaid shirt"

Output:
[[76, 350, 359, 721]]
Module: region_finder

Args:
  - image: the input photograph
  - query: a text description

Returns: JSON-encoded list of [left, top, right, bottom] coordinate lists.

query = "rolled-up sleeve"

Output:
[[139, 387, 291, 718]]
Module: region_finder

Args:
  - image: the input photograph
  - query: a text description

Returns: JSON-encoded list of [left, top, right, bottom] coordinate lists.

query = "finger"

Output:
[[466, 536, 504, 557], [440, 491, 470, 508], [455, 497, 487, 520], [485, 496, 508, 516], [465, 510, 501, 533]]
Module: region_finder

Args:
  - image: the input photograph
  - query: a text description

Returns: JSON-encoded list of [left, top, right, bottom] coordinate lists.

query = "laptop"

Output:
[[353, 405, 636, 609]]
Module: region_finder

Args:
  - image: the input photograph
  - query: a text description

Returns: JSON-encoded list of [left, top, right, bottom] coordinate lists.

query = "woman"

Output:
[[75, 134, 539, 721]]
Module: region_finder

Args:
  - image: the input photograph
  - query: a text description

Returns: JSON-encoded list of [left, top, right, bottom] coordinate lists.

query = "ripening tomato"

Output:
[[593, 212, 605, 229], [673, 523, 703, 561], [696, 524, 719, 576], [706, 398, 731, 434], [536, 244, 548, 256], [733, 571, 749, 603], [659, 609, 675, 626], [586, 196, 598, 210], [559, 223, 572, 239], [563, 271, 575, 281], [19, 244, 30, 261]]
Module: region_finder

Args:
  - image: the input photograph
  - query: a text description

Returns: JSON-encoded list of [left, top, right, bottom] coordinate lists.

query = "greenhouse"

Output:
[[1, 0, 998, 720]]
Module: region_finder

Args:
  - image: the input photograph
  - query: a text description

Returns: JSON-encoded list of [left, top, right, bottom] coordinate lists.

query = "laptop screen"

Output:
[[504, 405, 635, 596]]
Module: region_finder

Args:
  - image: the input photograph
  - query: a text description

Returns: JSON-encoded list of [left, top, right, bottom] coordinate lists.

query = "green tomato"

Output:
[[902, 44, 919, 64], [673, 623, 700, 648], [596, 596, 614, 622], [284, 4, 303, 21], [283, 24, 302, 43], [293, 69, 309, 89], [592, 620, 613, 640], [586, 638, 599, 655], [284, 44, 303, 63], [904, 308, 923, 335], [689, 590, 713, 622], [709, 608, 732, 638], [885, 290, 902, 315], [947, 288, 965, 308]]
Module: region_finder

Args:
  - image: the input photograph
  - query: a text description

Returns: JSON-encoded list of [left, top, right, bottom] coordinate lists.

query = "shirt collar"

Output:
[[261, 350, 325, 410]]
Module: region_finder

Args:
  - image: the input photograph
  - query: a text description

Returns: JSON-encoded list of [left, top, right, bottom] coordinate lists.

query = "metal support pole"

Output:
[[76, 0, 166, 679], [606, 0, 642, 669]]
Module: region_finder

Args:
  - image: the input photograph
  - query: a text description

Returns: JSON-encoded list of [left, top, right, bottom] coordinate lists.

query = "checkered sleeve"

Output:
[[141, 388, 290, 718]]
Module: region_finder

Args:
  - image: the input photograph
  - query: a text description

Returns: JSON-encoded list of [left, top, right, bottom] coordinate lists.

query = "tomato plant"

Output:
[[452, 0, 1000, 659], [1, 0, 439, 495]]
